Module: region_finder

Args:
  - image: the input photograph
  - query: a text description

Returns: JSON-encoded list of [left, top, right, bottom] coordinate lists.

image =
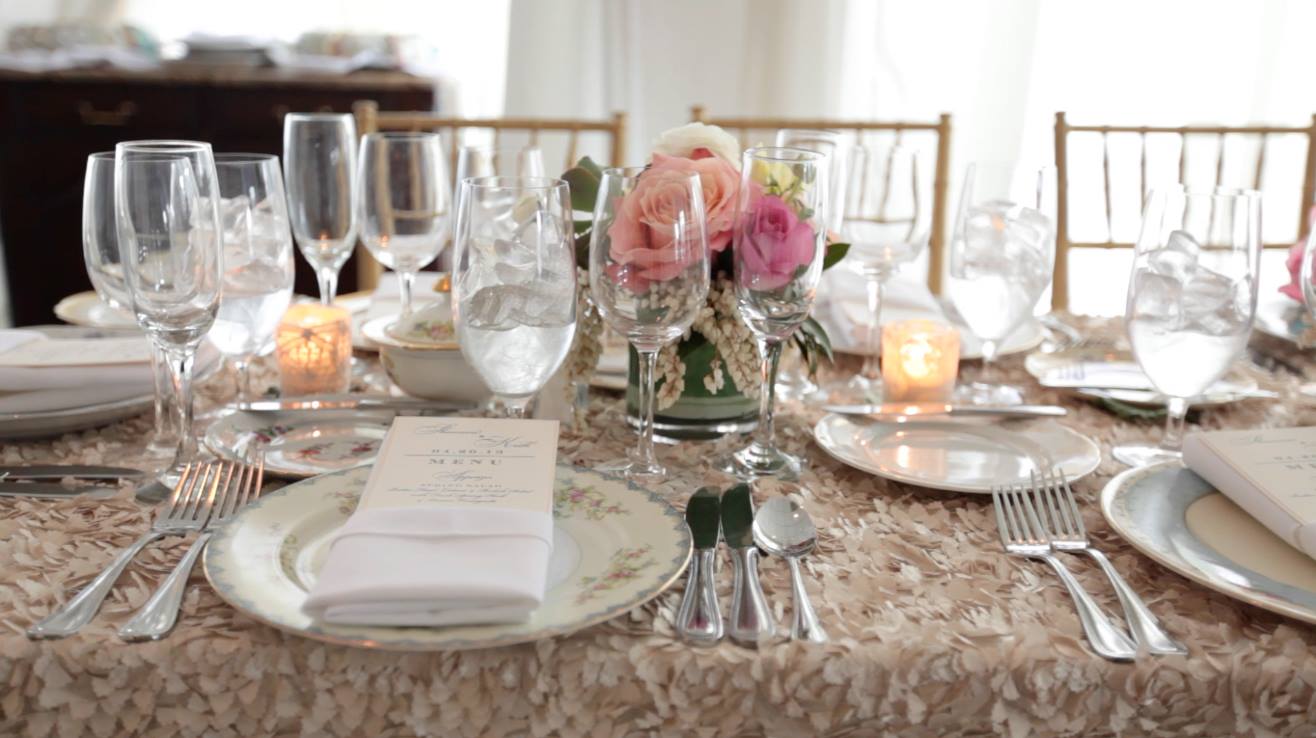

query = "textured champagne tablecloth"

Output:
[[3, 322, 1316, 738]]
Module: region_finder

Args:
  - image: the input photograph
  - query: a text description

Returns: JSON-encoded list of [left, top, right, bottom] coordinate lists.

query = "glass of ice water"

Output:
[[212, 154, 296, 401], [589, 166, 710, 480], [452, 176, 577, 418], [1113, 187, 1261, 467], [948, 162, 1057, 405], [357, 132, 451, 322]]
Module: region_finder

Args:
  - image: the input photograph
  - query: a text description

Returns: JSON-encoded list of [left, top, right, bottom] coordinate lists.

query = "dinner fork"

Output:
[[27, 462, 219, 639], [1030, 471, 1188, 655], [992, 481, 1138, 661], [119, 457, 264, 641]]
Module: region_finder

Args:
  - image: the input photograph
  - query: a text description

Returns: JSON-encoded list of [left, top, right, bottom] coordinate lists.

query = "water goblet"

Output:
[[589, 165, 710, 479], [284, 113, 357, 304]]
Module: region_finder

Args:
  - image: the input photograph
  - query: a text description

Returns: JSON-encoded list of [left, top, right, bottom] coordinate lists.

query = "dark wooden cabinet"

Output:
[[0, 66, 433, 326]]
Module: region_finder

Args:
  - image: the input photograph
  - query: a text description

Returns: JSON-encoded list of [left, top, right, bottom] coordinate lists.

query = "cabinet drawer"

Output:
[[202, 88, 359, 136], [6, 82, 199, 132]]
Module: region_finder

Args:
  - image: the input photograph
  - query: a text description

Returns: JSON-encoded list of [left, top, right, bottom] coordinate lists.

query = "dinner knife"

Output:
[[0, 465, 144, 480], [0, 482, 118, 498], [675, 486, 724, 645], [720, 483, 775, 645], [822, 403, 1068, 420], [238, 397, 473, 414]]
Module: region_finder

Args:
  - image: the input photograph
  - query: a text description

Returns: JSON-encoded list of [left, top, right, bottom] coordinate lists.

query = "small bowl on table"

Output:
[[361, 302, 489, 404]]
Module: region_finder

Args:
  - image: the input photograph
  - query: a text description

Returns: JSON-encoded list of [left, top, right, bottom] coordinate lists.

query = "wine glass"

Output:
[[589, 166, 710, 479], [283, 113, 357, 304], [723, 146, 830, 480], [114, 141, 222, 473], [947, 162, 1057, 405], [83, 152, 177, 460], [455, 144, 545, 188], [452, 176, 577, 417], [823, 145, 929, 402], [1112, 187, 1261, 466], [212, 153, 296, 401], [356, 132, 450, 322], [772, 129, 849, 401]]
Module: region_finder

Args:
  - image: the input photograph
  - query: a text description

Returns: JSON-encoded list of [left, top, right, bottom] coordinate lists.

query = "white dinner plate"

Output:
[[1024, 346, 1261, 409], [812, 414, 1101, 494], [203, 463, 691, 650], [53, 291, 136, 328], [1254, 296, 1309, 344], [1102, 462, 1316, 626], [204, 409, 394, 478]]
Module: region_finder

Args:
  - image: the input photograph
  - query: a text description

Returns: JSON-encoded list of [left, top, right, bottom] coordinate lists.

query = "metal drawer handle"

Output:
[[78, 101, 137, 126]]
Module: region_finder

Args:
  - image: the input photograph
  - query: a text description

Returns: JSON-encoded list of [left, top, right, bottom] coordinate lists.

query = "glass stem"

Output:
[[979, 341, 999, 385], [860, 273, 885, 379], [753, 337, 784, 450], [398, 270, 416, 319], [234, 356, 252, 402], [634, 347, 660, 470], [503, 398, 530, 419], [162, 346, 198, 466], [1161, 396, 1190, 451], [316, 267, 340, 305], [148, 343, 175, 442]]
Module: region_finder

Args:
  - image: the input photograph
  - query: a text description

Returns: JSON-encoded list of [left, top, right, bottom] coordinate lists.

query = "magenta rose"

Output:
[[1280, 205, 1316, 302], [737, 194, 818, 291]]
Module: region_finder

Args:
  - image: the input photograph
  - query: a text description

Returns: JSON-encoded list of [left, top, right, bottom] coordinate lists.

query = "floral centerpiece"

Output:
[[562, 123, 847, 437]]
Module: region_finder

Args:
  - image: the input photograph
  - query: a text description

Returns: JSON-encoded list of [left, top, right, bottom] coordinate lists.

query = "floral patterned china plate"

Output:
[[203, 464, 691, 650], [204, 410, 394, 478], [812, 414, 1101, 494]]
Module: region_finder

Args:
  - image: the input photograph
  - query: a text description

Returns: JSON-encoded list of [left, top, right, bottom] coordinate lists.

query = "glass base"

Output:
[[821, 374, 883, 405], [716, 441, 804, 481], [597, 454, 667, 483], [954, 382, 1025, 406], [1112, 443, 1182, 467], [776, 365, 820, 402]]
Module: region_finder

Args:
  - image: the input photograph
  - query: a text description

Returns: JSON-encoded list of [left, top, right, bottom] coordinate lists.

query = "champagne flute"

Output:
[[723, 146, 829, 480], [823, 145, 929, 402], [452, 176, 577, 417], [357, 132, 450, 322], [83, 152, 177, 460], [284, 113, 357, 304], [1113, 187, 1261, 466], [947, 162, 1057, 405], [114, 141, 222, 474], [589, 166, 710, 479], [212, 153, 295, 401]]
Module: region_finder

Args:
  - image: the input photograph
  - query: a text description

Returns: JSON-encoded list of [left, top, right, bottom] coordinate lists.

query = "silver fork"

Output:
[[27, 462, 219, 639], [119, 457, 264, 641], [1031, 470, 1188, 655], [992, 481, 1138, 661]]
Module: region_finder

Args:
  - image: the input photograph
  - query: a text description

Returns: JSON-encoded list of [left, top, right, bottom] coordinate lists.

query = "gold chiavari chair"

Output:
[[350, 100, 628, 289], [1053, 111, 1316, 311], [690, 105, 953, 294]]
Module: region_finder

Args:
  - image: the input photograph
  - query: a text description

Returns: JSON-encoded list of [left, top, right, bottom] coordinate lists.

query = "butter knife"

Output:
[[0, 465, 144, 480], [823, 403, 1068, 421], [675, 486, 723, 645], [721, 483, 775, 645], [239, 397, 473, 414]]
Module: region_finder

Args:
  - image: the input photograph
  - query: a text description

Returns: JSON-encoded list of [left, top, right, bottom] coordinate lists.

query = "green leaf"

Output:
[[574, 231, 592, 269], [797, 316, 834, 364], [823, 241, 850, 271], [573, 219, 592, 234], [562, 161, 602, 213], [578, 156, 604, 179]]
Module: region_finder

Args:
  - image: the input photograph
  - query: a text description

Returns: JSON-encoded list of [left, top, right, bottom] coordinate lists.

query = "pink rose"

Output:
[[1280, 205, 1316, 302], [681, 154, 742, 253], [606, 156, 707, 289], [736, 194, 818, 291]]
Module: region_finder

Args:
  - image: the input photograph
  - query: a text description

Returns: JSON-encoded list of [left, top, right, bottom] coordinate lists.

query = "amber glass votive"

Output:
[[881, 319, 960, 402], [276, 304, 352, 396]]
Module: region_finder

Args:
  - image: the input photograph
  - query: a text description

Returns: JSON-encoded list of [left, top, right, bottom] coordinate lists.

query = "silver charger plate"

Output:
[[203, 463, 691, 651], [1101, 462, 1316, 626]]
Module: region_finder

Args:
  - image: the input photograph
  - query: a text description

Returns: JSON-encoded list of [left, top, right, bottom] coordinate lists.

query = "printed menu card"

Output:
[[302, 416, 560, 626], [1183, 427, 1316, 559]]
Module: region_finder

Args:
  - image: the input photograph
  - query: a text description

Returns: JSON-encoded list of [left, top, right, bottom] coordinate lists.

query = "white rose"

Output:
[[652, 123, 742, 168]]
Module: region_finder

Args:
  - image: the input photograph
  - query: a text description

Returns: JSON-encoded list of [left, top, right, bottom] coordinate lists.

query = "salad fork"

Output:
[[28, 462, 218, 639], [119, 457, 264, 641], [1030, 471, 1187, 655], [992, 481, 1137, 661]]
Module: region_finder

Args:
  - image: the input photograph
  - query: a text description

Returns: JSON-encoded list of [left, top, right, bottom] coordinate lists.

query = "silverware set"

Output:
[[676, 483, 827, 646], [992, 470, 1186, 661], [0, 464, 143, 498], [27, 457, 263, 641]]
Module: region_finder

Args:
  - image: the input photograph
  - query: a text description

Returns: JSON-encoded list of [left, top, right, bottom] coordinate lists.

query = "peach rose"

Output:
[[607, 156, 708, 289]]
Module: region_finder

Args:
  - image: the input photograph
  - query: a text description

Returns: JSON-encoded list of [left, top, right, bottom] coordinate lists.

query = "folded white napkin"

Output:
[[813, 267, 945, 355], [303, 505, 554, 626]]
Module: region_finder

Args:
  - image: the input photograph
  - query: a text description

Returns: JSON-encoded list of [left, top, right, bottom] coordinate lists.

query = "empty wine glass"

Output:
[[357, 132, 451, 322], [723, 146, 830, 480], [83, 152, 177, 460], [589, 166, 710, 479], [284, 113, 357, 304], [114, 141, 222, 473], [1113, 187, 1261, 466], [823, 145, 929, 402], [212, 153, 295, 401], [453, 177, 577, 418], [948, 162, 1057, 405]]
